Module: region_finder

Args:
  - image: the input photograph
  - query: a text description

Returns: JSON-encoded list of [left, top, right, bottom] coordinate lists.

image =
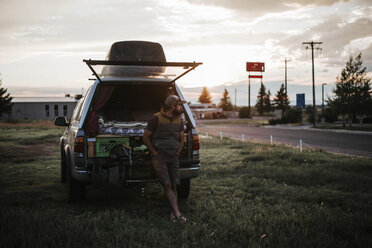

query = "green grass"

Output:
[[1, 125, 372, 247]]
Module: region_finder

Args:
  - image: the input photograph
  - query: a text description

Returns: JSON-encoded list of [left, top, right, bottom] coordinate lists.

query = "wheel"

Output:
[[177, 178, 190, 198], [61, 148, 66, 183], [66, 157, 86, 202]]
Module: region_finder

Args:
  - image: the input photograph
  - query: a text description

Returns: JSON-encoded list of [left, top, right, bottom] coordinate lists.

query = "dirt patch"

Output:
[[0, 143, 58, 163], [0, 120, 61, 128]]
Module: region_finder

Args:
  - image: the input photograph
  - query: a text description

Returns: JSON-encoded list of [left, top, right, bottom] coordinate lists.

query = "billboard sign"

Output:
[[246, 62, 265, 72], [296, 94, 305, 109]]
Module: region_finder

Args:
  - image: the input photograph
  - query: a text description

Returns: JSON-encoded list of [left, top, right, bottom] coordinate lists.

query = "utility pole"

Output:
[[302, 41, 322, 127], [248, 74, 251, 113], [322, 83, 326, 124], [284, 58, 291, 94]]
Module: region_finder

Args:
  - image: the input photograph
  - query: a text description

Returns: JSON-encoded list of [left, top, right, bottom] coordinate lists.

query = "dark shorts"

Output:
[[151, 154, 180, 185]]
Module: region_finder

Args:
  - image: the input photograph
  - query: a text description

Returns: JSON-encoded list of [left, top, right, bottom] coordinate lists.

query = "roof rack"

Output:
[[83, 59, 202, 84]]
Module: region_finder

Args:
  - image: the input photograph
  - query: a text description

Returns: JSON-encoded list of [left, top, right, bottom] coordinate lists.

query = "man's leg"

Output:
[[152, 157, 179, 215], [172, 183, 178, 200], [162, 181, 181, 218]]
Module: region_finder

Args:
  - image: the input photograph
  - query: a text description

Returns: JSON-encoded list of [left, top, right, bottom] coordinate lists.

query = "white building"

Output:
[[4, 97, 78, 120], [189, 103, 223, 119]]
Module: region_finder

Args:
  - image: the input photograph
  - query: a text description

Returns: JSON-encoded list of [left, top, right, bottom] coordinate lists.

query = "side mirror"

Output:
[[55, 117, 69, 126]]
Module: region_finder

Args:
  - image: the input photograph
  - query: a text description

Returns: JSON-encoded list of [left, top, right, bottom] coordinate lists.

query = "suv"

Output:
[[55, 41, 201, 202]]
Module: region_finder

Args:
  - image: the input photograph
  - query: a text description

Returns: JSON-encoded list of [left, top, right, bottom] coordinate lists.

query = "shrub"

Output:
[[269, 107, 302, 125], [306, 106, 321, 123], [281, 108, 302, 123], [239, 107, 251, 118], [324, 107, 338, 123], [269, 118, 281, 125]]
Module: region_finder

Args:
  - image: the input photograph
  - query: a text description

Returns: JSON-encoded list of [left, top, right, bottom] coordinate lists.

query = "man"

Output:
[[143, 95, 187, 223]]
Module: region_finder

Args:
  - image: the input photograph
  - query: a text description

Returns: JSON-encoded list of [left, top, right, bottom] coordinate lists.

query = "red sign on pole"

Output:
[[246, 62, 265, 72], [249, 75, 263, 79]]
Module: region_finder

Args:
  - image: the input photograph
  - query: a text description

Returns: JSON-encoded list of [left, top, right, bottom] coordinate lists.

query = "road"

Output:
[[196, 122, 372, 158]]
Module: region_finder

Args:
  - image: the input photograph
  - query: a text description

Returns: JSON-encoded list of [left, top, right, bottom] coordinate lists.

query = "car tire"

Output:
[[61, 148, 67, 183], [66, 157, 86, 202], [177, 178, 190, 198]]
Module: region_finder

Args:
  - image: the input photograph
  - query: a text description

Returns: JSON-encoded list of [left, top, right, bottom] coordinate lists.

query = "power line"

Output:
[[302, 41, 322, 127]]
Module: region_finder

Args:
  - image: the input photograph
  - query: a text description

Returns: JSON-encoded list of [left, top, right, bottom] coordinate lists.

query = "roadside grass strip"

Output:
[[0, 125, 371, 247]]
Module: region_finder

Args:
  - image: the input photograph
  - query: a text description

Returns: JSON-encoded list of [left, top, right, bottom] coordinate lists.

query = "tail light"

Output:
[[74, 136, 84, 153], [192, 134, 200, 150]]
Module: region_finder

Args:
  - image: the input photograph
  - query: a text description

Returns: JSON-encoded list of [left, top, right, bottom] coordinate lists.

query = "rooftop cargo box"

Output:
[[102, 41, 166, 77]]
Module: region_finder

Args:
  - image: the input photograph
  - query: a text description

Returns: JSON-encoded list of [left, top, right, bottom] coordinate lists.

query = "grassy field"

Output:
[[1, 123, 372, 248]]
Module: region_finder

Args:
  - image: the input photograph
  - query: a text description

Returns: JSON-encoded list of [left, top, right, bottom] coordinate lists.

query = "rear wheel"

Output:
[[177, 178, 190, 198], [66, 157, 86, 202]]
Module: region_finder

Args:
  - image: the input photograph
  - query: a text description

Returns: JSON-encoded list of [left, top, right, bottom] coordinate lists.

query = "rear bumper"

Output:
[[73, 159, 200, 182], [179, 165, 200, 179]]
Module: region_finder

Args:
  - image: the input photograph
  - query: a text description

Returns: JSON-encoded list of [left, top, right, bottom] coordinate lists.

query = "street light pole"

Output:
[[322, 83, 326, 124]]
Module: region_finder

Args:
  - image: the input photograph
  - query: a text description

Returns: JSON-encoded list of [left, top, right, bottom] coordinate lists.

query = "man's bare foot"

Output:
[[176, 214, 187, 223], [170, 211, 177, 223]]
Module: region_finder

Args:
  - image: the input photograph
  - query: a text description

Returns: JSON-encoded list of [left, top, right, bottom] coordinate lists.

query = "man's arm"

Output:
[[176, 130, 184, 157], [143, 129, 158, 156]]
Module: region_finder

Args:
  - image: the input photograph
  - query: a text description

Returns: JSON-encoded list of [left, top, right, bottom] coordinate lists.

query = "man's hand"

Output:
[[143, 129, 158, 156], [177, 130, 184, 157]]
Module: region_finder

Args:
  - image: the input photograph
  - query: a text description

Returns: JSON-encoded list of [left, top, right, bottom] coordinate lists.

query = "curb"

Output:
[[262, 125, 372, 136]]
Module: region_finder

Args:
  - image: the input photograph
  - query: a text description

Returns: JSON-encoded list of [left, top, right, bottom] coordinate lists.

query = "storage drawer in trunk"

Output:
[[95, 136, 130, 157]]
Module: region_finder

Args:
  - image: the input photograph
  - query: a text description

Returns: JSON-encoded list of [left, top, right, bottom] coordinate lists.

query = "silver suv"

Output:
[[55, 41, 201, 202]]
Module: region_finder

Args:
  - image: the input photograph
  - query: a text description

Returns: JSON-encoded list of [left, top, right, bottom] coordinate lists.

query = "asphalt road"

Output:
[[197, 123, 372, 158]]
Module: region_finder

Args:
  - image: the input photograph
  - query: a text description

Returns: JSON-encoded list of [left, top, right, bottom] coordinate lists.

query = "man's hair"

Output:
[[163, 95, 179, 112]]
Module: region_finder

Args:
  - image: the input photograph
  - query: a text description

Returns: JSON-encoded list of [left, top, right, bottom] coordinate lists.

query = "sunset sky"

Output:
[[1, 0, 371, 105]]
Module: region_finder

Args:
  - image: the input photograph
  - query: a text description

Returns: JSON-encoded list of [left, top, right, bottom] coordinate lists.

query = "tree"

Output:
[[198, 87, 212, 104], [218, 88, 233, 111], [256, 83, 266, 115], [263, 90, 273, 113], [0, 76, 13, 117], [327, 53, 372, 127], [274, 84, 289, 113]]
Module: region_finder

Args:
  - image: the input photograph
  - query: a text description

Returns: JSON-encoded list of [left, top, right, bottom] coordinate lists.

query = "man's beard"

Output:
[[172, 109, 182, 116]]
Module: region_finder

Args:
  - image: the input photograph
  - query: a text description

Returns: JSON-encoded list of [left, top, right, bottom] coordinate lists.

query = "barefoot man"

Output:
[[143, 95, 187, 223]]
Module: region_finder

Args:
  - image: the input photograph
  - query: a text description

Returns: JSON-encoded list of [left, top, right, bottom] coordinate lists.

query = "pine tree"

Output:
[[218, 88, 233, 111], [256, 83, 266, 115], [0, 76, 13, 117], [263, 90, 273, 113], [198, 87, 212, 104], [274, 84, 289, 113], [327, 53, 371, 127]]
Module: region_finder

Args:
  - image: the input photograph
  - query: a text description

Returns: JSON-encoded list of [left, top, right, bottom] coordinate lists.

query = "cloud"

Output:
[[0, 0, 174, 63], [185, 0, 349, 15], [280, 15, 372, 68]]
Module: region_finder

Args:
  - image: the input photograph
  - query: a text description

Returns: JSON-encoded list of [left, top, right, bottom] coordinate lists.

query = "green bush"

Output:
[[306, 106, 321, 123], [239, 107, 251, 118], [282, 108, 302, 123], [269, 118, 280, 125], [269, 108, 302, 125], [324, 107, 338, 123]]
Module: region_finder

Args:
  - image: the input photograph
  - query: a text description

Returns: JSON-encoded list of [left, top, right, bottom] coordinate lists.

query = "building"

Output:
[[4, 97, 78, 120], [189, 103, 223, 119]]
